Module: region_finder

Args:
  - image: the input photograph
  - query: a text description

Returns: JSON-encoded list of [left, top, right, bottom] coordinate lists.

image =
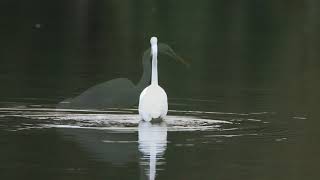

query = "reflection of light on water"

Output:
[[138, 121, 167, 180], [0, 107, 234, 132], [204, 134, 259, 138], [0, 106, 297, 144]]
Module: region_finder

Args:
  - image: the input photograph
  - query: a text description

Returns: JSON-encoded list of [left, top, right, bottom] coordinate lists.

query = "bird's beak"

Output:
[[158, 43, 190, 67]]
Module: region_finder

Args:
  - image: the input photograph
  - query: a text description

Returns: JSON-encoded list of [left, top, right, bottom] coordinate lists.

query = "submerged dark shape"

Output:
[[57, 43, 185, 110]]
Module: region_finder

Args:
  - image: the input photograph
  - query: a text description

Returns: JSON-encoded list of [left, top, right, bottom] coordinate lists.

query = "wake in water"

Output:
[[0, 104, 275, 134]]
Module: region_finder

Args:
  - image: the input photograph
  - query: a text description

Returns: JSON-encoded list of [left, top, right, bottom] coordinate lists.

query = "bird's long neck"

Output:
[[137, 50, 152, 91], [151, 46, 158, 85]]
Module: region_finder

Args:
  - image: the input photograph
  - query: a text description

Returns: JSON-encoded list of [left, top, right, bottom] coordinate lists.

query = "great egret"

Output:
[[57, 39, 186, 110], [139, 37, 168, 121]]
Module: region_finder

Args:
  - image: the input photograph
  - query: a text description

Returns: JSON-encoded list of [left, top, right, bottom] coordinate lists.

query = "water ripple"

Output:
[[0, 105, 302, 143]]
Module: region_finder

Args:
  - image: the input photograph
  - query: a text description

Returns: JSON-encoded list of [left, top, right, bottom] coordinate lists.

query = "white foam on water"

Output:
[[0, 106, 273, 133]]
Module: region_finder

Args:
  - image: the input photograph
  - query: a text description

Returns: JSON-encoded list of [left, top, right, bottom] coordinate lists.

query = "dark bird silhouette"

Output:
[[57, 43, 186, 110]]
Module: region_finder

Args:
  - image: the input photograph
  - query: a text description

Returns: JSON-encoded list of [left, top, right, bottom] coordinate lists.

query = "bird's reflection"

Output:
[[57, 127, 138, 165], [138, 121, 168, 180], [56, 119, 168, 179], [57, 43, 186, 110]]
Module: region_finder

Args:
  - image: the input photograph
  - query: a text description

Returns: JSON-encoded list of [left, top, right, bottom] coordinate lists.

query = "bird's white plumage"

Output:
[[139, 36, 168, 121], [150, 37, 158, 45], [139, 84, 168, 121]]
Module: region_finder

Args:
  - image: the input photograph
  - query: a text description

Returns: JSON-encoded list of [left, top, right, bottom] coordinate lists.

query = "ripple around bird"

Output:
[[0, 102, 298, 142]]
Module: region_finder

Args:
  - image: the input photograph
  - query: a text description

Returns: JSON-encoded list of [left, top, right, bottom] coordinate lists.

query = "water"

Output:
[[0, 100, 312, 180], [1, 0, 320, 179]]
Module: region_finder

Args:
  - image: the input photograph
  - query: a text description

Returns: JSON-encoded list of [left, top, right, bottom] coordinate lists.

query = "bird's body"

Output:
[[57, 49, 152, 109], [139, 84, 168, 121], [139, 37, 168, 121], [61, 78, 138, 109]]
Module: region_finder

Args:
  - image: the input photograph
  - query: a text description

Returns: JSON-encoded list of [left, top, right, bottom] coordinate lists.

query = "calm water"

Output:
[[1, 1, 320, 180], [0, 100, 316, 180]]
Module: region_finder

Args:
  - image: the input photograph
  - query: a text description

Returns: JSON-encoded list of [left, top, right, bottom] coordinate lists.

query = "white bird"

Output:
[[57, 39, 186, 110], [139, 37, 168, 121]]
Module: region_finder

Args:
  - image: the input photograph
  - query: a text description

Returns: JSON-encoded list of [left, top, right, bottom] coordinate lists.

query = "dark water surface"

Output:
[[1, 1, 320, 180], [0, 100, 316, 180]]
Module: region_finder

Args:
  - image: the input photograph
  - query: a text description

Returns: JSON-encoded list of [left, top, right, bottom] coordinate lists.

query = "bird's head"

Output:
[[158, 42, 189, 67], [150, 37, 158, 55], [147, 36, 189, 67]]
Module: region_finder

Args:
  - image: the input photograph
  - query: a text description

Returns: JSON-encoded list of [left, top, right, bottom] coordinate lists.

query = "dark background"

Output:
[[0, 0, 319, 106], [0, 1, 319, 179]]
